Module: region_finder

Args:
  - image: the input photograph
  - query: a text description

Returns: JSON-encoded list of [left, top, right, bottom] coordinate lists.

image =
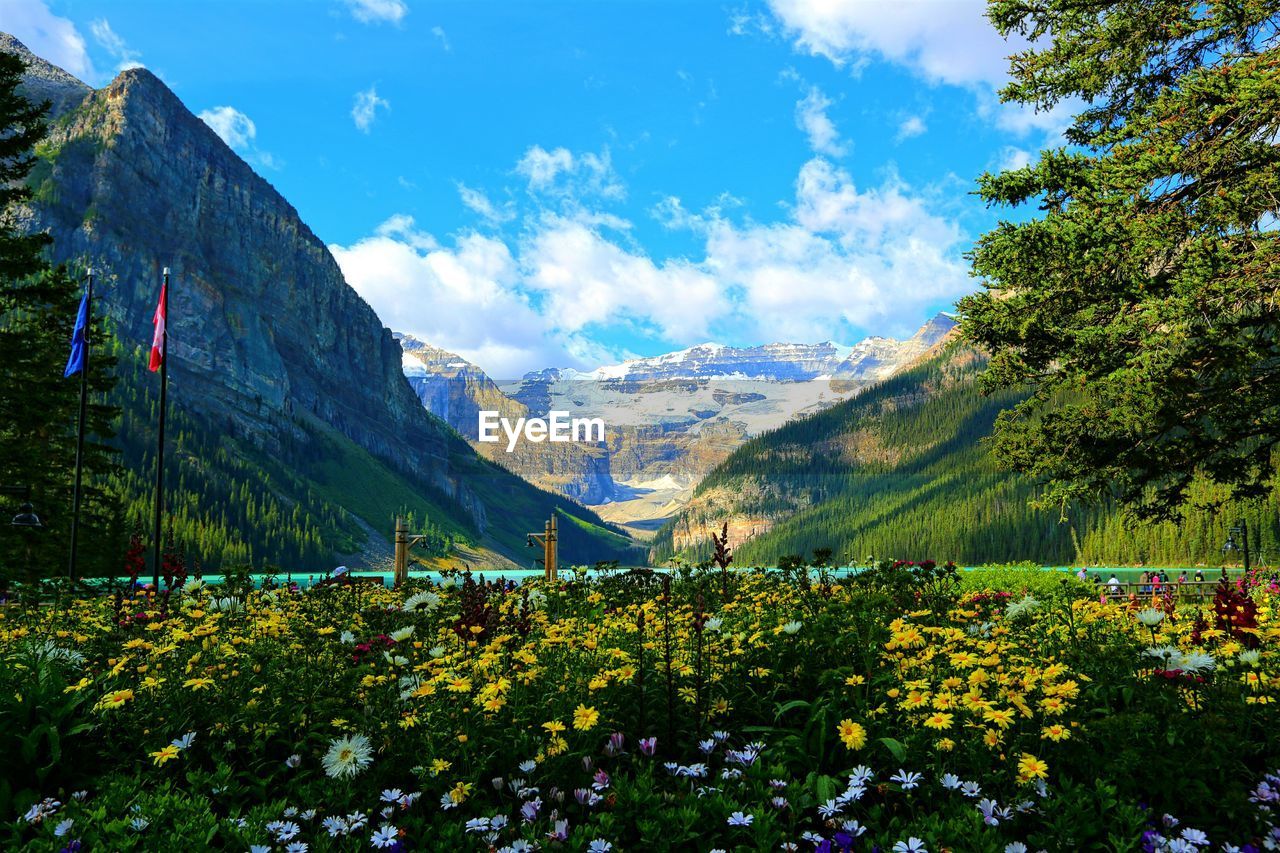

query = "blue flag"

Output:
[[64, 290, 89, 378]]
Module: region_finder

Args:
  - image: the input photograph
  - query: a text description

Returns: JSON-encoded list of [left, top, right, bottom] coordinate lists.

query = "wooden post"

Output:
[[393, 515, 408, 588], [529, 514, 558, 582]]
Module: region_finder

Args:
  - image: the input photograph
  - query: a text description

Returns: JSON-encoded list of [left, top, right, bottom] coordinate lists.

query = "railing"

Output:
[[1094, 578, 1244, 603]]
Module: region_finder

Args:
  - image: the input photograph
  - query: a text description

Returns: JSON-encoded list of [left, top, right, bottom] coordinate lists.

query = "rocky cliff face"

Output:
[[836, 314, 957, 379], [2, 33, 90, 121], [399, 334, 527, 438], [9, 40, 492, 528]]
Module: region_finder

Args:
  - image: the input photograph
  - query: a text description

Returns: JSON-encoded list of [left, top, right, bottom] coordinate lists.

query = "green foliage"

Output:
[[0, 639, 97, 817], [960, 563, 1093, 599], [96, 336, 478, 572], [653, 344, 1280, 568], [0, 55, 124, 583], [959, 0, 1280, 520], [0, 50, 49, 281], [5, 569, 1280, 848], [652, 345, 1078, 566], [0, 265, 124, 583]]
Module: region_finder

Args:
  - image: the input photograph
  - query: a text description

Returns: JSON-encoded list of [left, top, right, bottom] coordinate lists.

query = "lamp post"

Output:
[[1223, 520, 1251, 575], [527, 514, 558, 581], [2, 486, 43, 601], [1, 485, 42, 530], [392, 515, 430, 588]]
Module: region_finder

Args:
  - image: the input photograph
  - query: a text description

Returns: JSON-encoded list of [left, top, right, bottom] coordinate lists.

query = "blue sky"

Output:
[[6, 0, 1069, 377]]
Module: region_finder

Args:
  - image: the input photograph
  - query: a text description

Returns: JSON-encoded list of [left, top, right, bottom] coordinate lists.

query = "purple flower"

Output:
[[605, 732, 625, 756], [521, 798, 543, 823], [546, 819, 569, 842], [978, 798, 1008, 827], [638, 737, 657, 756], [592, 769, 611, 791]]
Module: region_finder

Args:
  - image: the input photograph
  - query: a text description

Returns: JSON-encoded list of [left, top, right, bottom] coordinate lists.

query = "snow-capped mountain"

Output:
[[530, 314, 956, 383], [396, 314, 959, 533], [545, 341, 852, 382], [397, 333, 526, 430]]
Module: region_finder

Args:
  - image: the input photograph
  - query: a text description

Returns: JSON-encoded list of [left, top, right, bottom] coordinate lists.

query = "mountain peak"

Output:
[[1, 31, 92, 120], [911, 312, 959, 344]]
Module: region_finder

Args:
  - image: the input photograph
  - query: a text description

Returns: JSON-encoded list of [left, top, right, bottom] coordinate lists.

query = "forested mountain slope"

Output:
[[652, 344, 1280, 567]]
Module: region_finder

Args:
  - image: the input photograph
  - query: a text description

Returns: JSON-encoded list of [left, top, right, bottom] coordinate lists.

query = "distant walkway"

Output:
[[1096, 577, 1246, 604]]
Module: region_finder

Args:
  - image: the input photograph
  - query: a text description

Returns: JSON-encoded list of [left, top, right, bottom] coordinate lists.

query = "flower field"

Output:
[[5, 562, 1280, 851]]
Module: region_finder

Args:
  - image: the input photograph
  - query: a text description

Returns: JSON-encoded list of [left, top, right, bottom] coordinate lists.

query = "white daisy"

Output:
[[322, 734, 374, 779]]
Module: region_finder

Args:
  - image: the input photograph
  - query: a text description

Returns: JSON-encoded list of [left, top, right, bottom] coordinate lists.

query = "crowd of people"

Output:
[[1074, 566, 1221, 601]]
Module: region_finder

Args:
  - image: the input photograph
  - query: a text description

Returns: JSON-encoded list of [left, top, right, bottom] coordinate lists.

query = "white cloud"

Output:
[[516, 146, 574, 188], [431, 25, 451, 51], [352, 84, 389, 133], [761, 0, 1078, 147], [333, 147, 971, 375], [514, 145, 625, 201], [331, 209, 727, 376], [457, 183, 515, 225], [521, 215, 726, 343], [985, 92, 1077, 138], [896, 114, 927, 141], [701, 157, 969, 343], [197, 105, 281, 171], [997, 146, 1032, 171], [0, 0, 95, 79], [331, 219, 572, 378], [344, 0, 407, 25], [764, 0, 1018, 89], [198, 106, 256, 150], [376, 213, 437, 251], [89, 18, 142, 72], [795, 86, 847, 158], [727, 6, 776, 39]]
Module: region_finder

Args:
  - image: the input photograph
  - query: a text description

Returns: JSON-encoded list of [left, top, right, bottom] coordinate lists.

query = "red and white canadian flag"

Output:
[[148, 277, 167, 372]]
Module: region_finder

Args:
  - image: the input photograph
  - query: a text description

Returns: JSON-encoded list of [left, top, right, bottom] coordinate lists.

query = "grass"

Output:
[[297, 419, 479, 548]]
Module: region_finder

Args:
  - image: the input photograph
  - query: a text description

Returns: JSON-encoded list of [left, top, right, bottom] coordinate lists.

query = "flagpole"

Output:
[[67, 268, 94, 582], [151, 267, 169, 589]]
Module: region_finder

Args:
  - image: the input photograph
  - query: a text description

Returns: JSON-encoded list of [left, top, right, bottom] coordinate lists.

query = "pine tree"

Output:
[[959, 1, 1280, 520], [0, 52, 123, 580]]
